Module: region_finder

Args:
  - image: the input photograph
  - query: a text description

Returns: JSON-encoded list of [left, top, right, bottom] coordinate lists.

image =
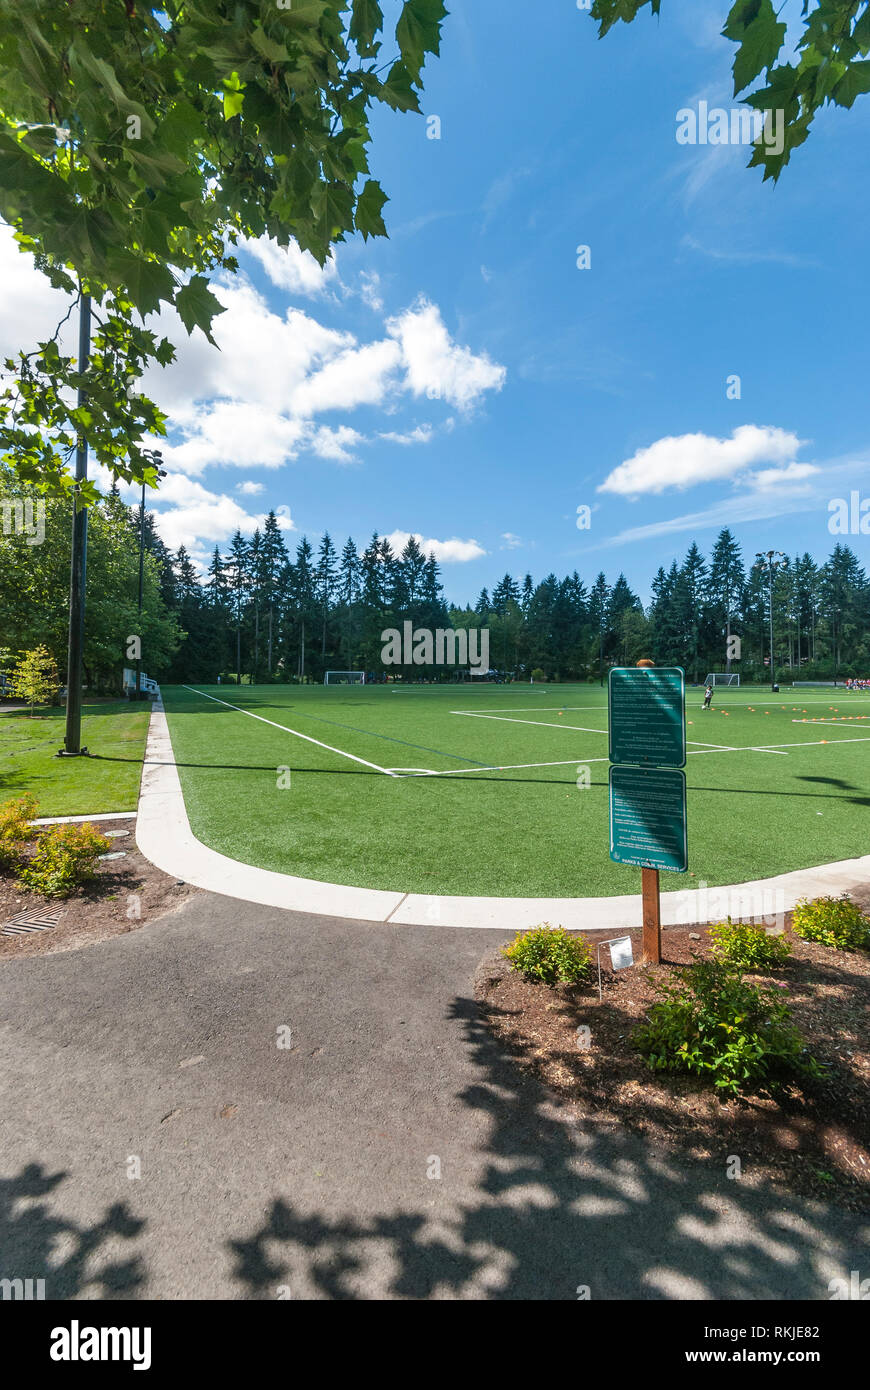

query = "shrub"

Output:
[[708, 918, 792, 970], [0, 794, 38, 870], [502, 923, 592, 985], [17, 822, 110, 898], [11, 645, 60, 716], [633, 957, 819, 1097], [792, 895, 870, 951]]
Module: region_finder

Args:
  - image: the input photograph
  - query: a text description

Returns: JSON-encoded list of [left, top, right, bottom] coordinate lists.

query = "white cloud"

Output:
[[0, 222, 76, 362], [380, 425, 434, 446], [500, 532, 523, 549], [358, 271, 384, 312], [236, 480, 265, 495], [291, 337, 403, 416], [384, 530, 486, 563], [749, 462, 819, 489], [138, 275, 504, 487], [310, 425, 364, 464], [242, 236, 338, 297], [386, 297, 506, 410], [161, 400, 310, 475], [148, 474, 295, 556], [599, 425, 804, 496]]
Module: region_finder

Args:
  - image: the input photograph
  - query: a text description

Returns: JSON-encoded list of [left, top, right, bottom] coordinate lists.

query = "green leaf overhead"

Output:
[[355, 178, 389, 239], [396, 0, 448, 82], [0, 0, 448, 496], [726, 1, 788, 94], [175, 276, 226, 346], [592, 0, 870, 182]]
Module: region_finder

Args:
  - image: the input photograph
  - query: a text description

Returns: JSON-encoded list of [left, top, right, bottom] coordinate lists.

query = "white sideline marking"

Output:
[[182, 686, 400, 778], [453, 697, 870, 712], [452, 710, 607, 735], [407, 756, 611, 777], [409, 736, 866, 778], [738, 736, 870, 751], [792, 717, 870, 725], [455, 705, 612, 714]]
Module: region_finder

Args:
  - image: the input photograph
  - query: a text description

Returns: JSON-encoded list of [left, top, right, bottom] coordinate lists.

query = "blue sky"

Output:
[[5, 0, 867, 604]]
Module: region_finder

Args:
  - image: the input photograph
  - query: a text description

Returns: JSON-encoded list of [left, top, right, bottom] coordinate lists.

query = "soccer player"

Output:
[[703, 683, 713, 710]]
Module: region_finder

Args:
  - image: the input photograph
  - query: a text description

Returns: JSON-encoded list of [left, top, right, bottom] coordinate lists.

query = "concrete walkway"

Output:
[[138, 697, 870, 931], [0, 890, 864, 1300]]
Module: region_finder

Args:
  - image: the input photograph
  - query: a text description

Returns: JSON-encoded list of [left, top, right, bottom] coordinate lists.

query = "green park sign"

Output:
[[608, 666, 686, 768], [609, 765, 688, 874]]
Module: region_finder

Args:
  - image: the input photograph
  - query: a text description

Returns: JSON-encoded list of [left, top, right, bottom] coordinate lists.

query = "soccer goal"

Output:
[[704, 673, 740, 687], [324, 671, 366, 686]]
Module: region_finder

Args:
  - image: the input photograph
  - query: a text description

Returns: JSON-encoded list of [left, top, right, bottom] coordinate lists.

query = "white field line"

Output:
[[453, 697, 870, 712], [686, 745, 783, 756], [792, 717, 870, 725], [757, 736, 870, 750], [407, 756, 611, 777], [181, 686, 400, 778], [408, 735, 870, 778], [452, 710, 608, 735]]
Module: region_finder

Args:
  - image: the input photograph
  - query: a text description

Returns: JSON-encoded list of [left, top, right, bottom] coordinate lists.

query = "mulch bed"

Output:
[[0, 819, 199, 961], [476, 900, 870, 1212]]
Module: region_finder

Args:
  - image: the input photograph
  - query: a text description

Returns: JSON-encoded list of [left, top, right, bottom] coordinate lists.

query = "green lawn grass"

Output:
[[162, 682, 870, 897], [0, 700, 150, 816]]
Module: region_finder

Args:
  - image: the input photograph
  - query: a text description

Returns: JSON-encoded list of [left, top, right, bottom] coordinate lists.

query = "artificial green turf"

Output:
[[162, 682, 870, 898], [0, 700, 150, 816]]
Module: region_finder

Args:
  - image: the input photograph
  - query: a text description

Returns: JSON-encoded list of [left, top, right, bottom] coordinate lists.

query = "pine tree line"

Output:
[[140, 513, 870, 685]]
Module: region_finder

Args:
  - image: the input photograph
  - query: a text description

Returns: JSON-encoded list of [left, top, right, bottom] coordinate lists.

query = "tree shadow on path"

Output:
[[226, 997, 865, 1300], [0, 1163, 146, 1299]]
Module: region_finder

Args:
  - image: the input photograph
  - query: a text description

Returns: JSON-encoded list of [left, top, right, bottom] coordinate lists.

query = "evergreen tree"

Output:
[[261, 511, 289, 677], [292, 536, 317, 680], [337, 537, 362, 669], [708, 528, 745, 671], [224, 531, 250, 684], [680, 543, 708, 683]]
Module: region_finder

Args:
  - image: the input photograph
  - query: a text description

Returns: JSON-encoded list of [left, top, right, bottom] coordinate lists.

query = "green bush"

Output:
[[502, 923, 592, 985], [708, 918, 792, 970], [0, 794, 38, 870], [792, 895, 870, 951], [633, 957, 819, 1097], [17, 822, 110, 898]]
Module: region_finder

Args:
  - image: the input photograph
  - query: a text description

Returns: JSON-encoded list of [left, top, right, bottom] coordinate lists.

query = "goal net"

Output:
[[703, 673, 740, 687], [324, 671, 366, 685]]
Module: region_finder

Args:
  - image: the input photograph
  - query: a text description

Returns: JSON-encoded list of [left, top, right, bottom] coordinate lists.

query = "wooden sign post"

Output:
[[641, 867, 662, 965], [608, 664, 688, 969]]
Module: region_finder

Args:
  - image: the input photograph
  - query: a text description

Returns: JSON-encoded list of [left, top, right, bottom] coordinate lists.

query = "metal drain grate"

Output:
[[2, 907, 64, 937]]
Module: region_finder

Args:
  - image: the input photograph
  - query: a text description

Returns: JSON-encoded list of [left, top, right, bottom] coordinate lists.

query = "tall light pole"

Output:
[[754, 550, 785, 693], [60, 291, 91, 757], [136, 478, 146, 700], [135, 468, 167, 699]]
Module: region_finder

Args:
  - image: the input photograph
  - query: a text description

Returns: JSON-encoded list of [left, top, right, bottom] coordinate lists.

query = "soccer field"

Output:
[[160, 682, 870, 899]]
